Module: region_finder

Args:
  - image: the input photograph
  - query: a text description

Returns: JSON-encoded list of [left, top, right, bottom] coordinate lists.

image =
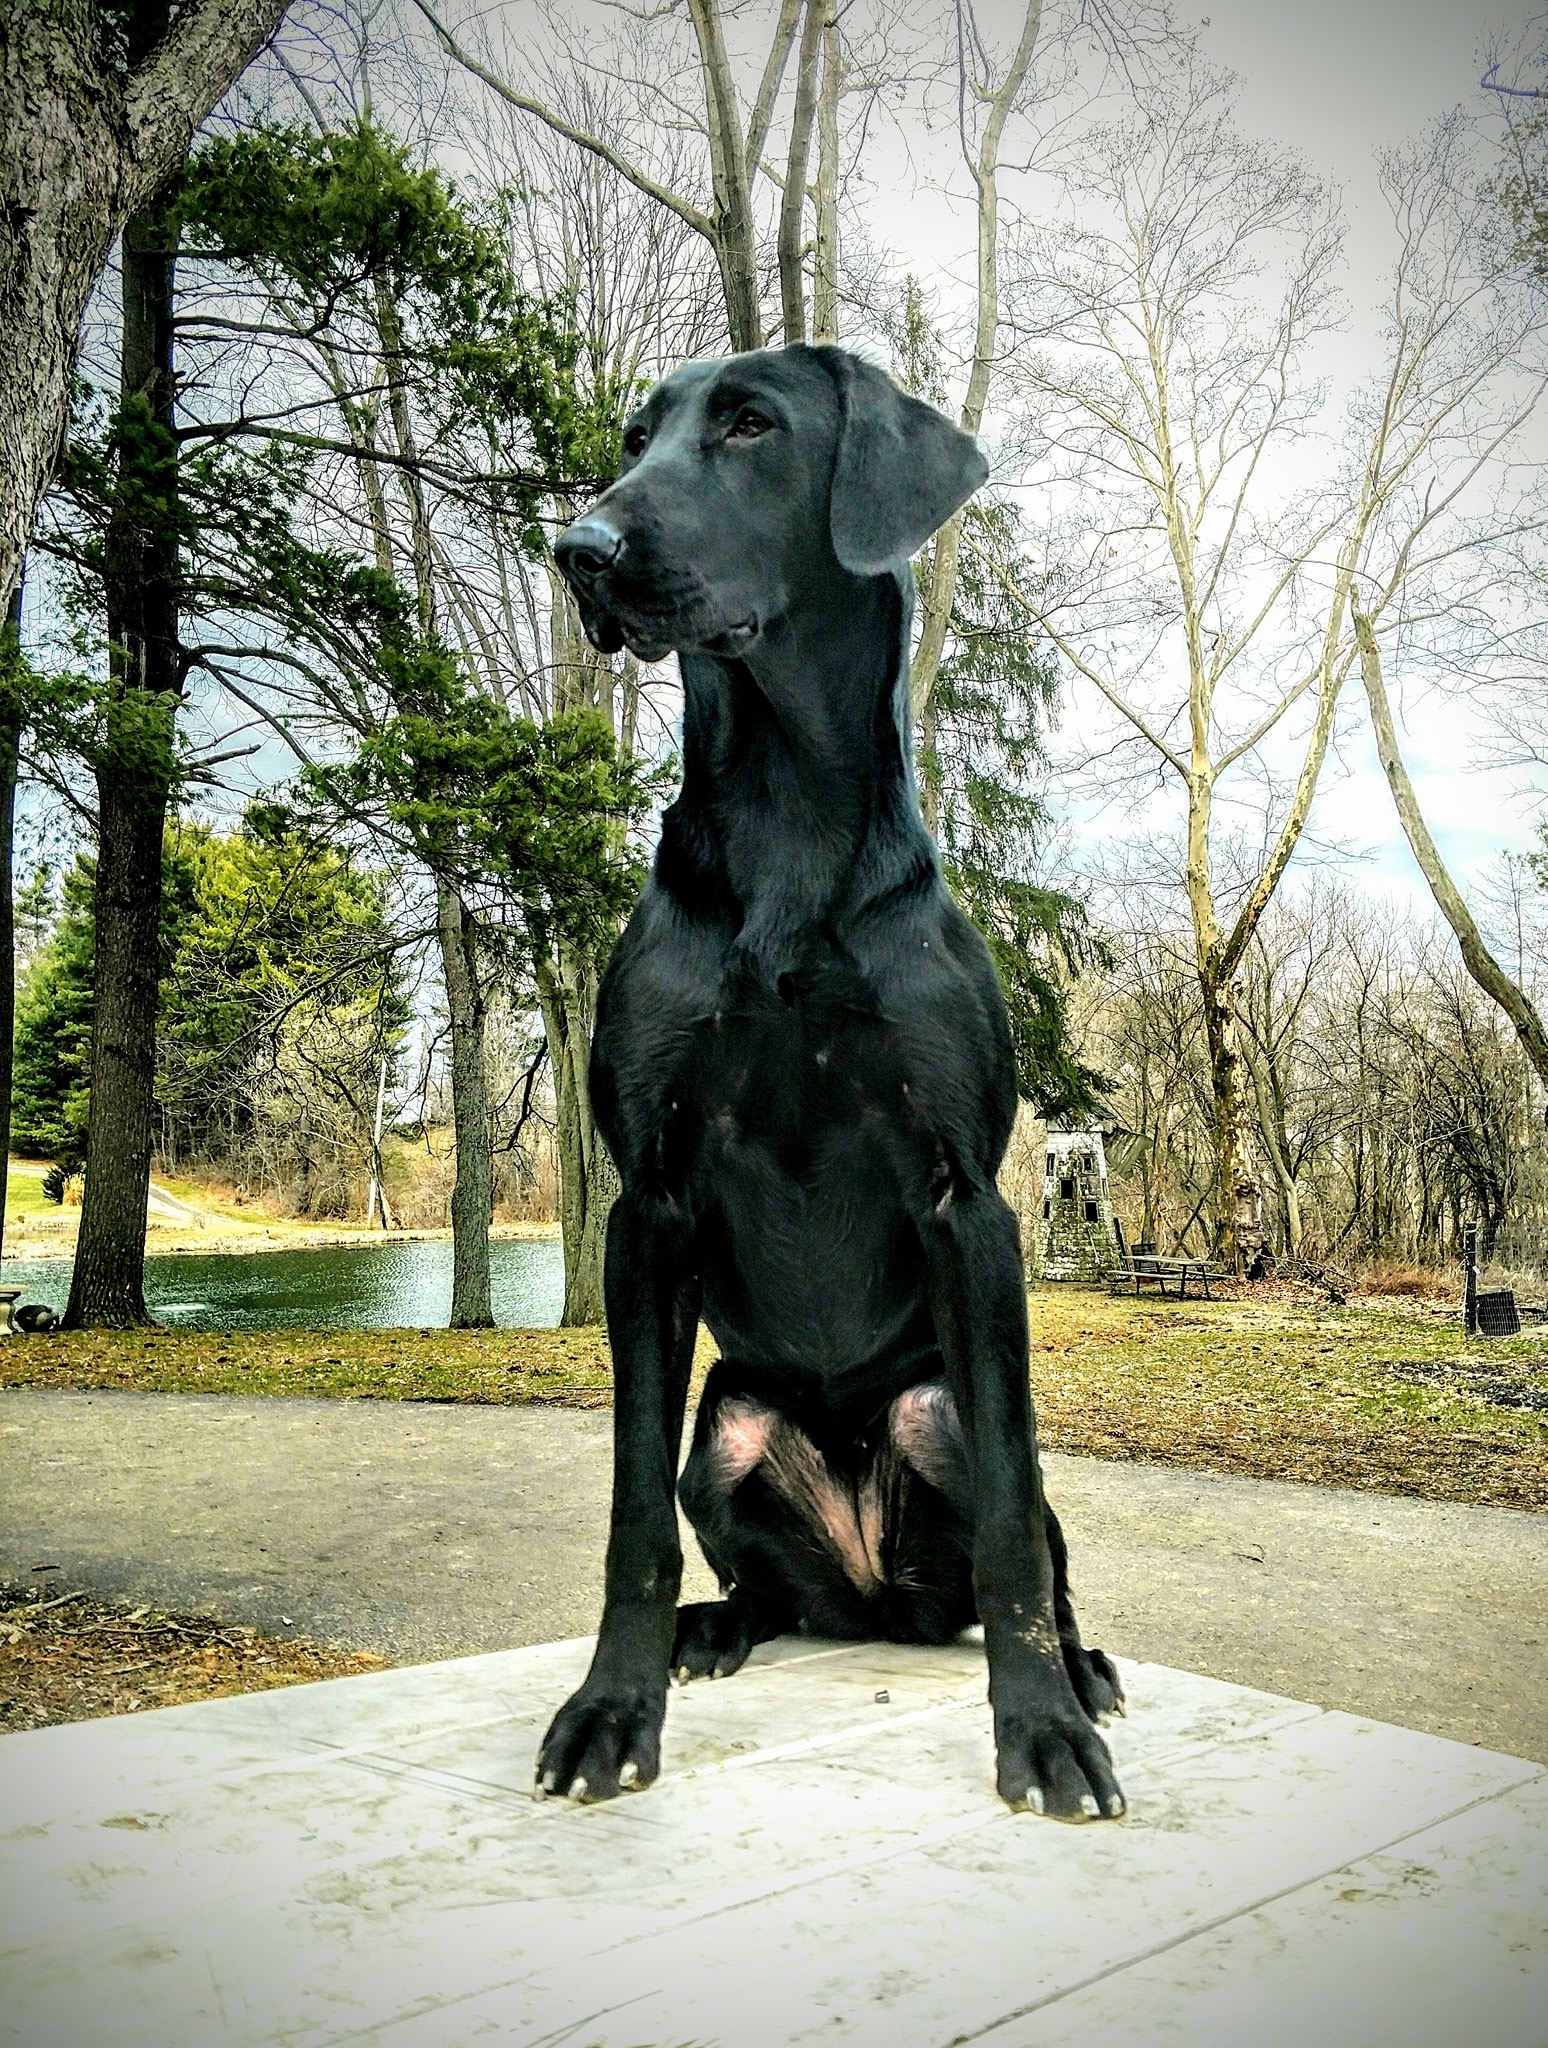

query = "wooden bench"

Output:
[[1109, 1252, 1221, 1301]]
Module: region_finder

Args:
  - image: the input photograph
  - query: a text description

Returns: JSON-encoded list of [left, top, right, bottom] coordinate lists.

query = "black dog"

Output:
[[541, 344, 1124, 1823]]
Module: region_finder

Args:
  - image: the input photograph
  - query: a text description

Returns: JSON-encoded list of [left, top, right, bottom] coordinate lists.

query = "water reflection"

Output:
[[1, 1235, 566, 1331]]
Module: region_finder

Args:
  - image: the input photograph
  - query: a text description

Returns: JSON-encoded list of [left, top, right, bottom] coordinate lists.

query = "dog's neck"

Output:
[[662, 565, 934, 978]]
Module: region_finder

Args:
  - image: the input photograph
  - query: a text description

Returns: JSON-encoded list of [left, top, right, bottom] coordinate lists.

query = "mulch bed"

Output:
[[0, 1581, 389, 1734]]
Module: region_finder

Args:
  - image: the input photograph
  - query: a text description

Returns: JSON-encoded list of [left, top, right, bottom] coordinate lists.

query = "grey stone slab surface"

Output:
[[2, 1386, 1546, 1758], [1, 1638, 1544, 2047]]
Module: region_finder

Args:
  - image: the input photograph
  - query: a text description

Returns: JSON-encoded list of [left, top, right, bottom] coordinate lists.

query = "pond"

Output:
[[0, 1234, 566, 1331]]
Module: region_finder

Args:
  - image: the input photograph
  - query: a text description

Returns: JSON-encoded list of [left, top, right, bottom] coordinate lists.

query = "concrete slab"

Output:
[[2, 1638, 1543, 2047]]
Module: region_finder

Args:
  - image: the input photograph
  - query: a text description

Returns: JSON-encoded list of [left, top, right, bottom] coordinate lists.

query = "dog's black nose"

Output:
[[556, 518, 623, 583]]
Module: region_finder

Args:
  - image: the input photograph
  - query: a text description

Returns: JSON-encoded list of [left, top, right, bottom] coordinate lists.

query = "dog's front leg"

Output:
[[536, 1189, 699, 1802], [923, 1186, 1125, 1822]]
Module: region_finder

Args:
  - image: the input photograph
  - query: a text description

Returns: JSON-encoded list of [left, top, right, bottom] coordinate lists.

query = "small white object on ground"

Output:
[[0, 1636, 1543, 2047]]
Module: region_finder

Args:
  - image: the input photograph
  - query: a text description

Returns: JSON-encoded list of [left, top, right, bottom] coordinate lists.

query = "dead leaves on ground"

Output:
[[0, 1583, 388, 1734]]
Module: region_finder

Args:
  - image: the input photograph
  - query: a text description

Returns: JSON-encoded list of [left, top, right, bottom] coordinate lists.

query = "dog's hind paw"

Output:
[[670, 1599, 755, 1684], [1063, 1642, 1125, 1725]]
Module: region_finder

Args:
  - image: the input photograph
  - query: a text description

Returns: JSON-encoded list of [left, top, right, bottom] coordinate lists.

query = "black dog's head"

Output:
[[555, 345, 988, 662]]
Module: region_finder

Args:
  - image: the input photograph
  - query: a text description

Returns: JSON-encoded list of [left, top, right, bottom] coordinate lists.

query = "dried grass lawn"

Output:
[[3, 1284, 1546, 1511], [1024, 1285, 1548, 1511], [0, 1323, 615, 1406], [1, 1582, 388, 1734]]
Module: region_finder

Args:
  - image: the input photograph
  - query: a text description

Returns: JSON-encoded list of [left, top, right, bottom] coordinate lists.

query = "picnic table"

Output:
[[1109, 1249, 1222, 1300]]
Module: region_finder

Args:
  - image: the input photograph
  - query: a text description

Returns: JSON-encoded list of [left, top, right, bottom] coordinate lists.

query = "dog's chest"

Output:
[[676, 985, 907, 1182], [669, 988, 931, 1373]]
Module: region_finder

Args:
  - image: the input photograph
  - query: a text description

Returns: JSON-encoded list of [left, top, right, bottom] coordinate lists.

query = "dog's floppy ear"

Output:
[[814, 345, 989, 574]]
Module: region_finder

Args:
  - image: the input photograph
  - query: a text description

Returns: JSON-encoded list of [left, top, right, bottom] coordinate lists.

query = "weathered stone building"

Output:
[[1033, 1128, 1121, 1279]]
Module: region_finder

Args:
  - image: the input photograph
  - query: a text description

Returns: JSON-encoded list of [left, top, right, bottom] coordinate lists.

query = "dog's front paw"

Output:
[[1063, 1641, 1125, 1725], [671, 1599, 754, 1683], [993, 1668, 1126, 1822], [535, 1682, 665, 1803]]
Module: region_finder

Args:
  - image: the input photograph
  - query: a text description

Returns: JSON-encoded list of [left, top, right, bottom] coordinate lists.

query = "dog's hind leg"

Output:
[[891, 1379, 1121, 1719], [1043, 1500, 1124, 1724], [670, 1586, 783, 1683], [879, 1382, 975, 1643], [675, 1378, 881, 1676]]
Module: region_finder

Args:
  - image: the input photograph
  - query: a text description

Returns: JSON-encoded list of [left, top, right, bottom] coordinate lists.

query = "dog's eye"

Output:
[[622, 423, 649, 458], [727, 409, 773, 442]]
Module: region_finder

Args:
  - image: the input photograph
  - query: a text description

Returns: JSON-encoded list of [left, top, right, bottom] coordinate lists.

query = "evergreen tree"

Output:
[[11, 812, 408, 1203], [922, 501, 1105, 1121], [10, 859, 97, 1167], [890, 281, 1102, 1122]]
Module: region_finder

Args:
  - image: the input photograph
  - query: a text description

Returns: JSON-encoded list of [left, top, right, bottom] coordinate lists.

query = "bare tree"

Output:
[[449, 63, 722, 1321], [909, 0, 1046, 734], [411, 0, 804, 350], [982, 68, 1547, 1262], [1355, 606, 1548, 1102], [1087, 879, 1548, 1272]]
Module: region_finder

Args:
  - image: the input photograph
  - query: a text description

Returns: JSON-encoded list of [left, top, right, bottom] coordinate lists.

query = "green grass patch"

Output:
[[3, 1162, 57, 1223], [1023, 1288, 1548, 1510]]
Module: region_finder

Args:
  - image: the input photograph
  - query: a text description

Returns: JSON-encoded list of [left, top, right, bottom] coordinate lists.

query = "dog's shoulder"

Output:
[[841, 874, 1019, 1171], [845, 870, 1001, 1009], [590, 878, 726, 1167]]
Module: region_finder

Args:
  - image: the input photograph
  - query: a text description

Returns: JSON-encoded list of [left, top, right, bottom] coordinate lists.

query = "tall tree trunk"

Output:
[[0, 581, 21, 1270], [1241, 1028, 1303, 1255], [537, 569, 624, 1323], [437, 879, 493, 1328], [375, 277, 496, 1323], [686, 0, 764, 350], [910, 0, 1043, 727], [536, 949, 615, 1325], [64, 188, 181, 1330], [811, 0, 841, 342], [0, 0, 290, 618], [777, 0, 822, 345], [1356, 608, 1548, 1102], [1197, 961, 1253, 1270]]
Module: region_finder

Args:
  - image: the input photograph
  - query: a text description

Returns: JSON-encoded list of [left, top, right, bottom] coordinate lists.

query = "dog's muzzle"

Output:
[[555, 515, 668, 659], [555, 512, 756, 663]]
